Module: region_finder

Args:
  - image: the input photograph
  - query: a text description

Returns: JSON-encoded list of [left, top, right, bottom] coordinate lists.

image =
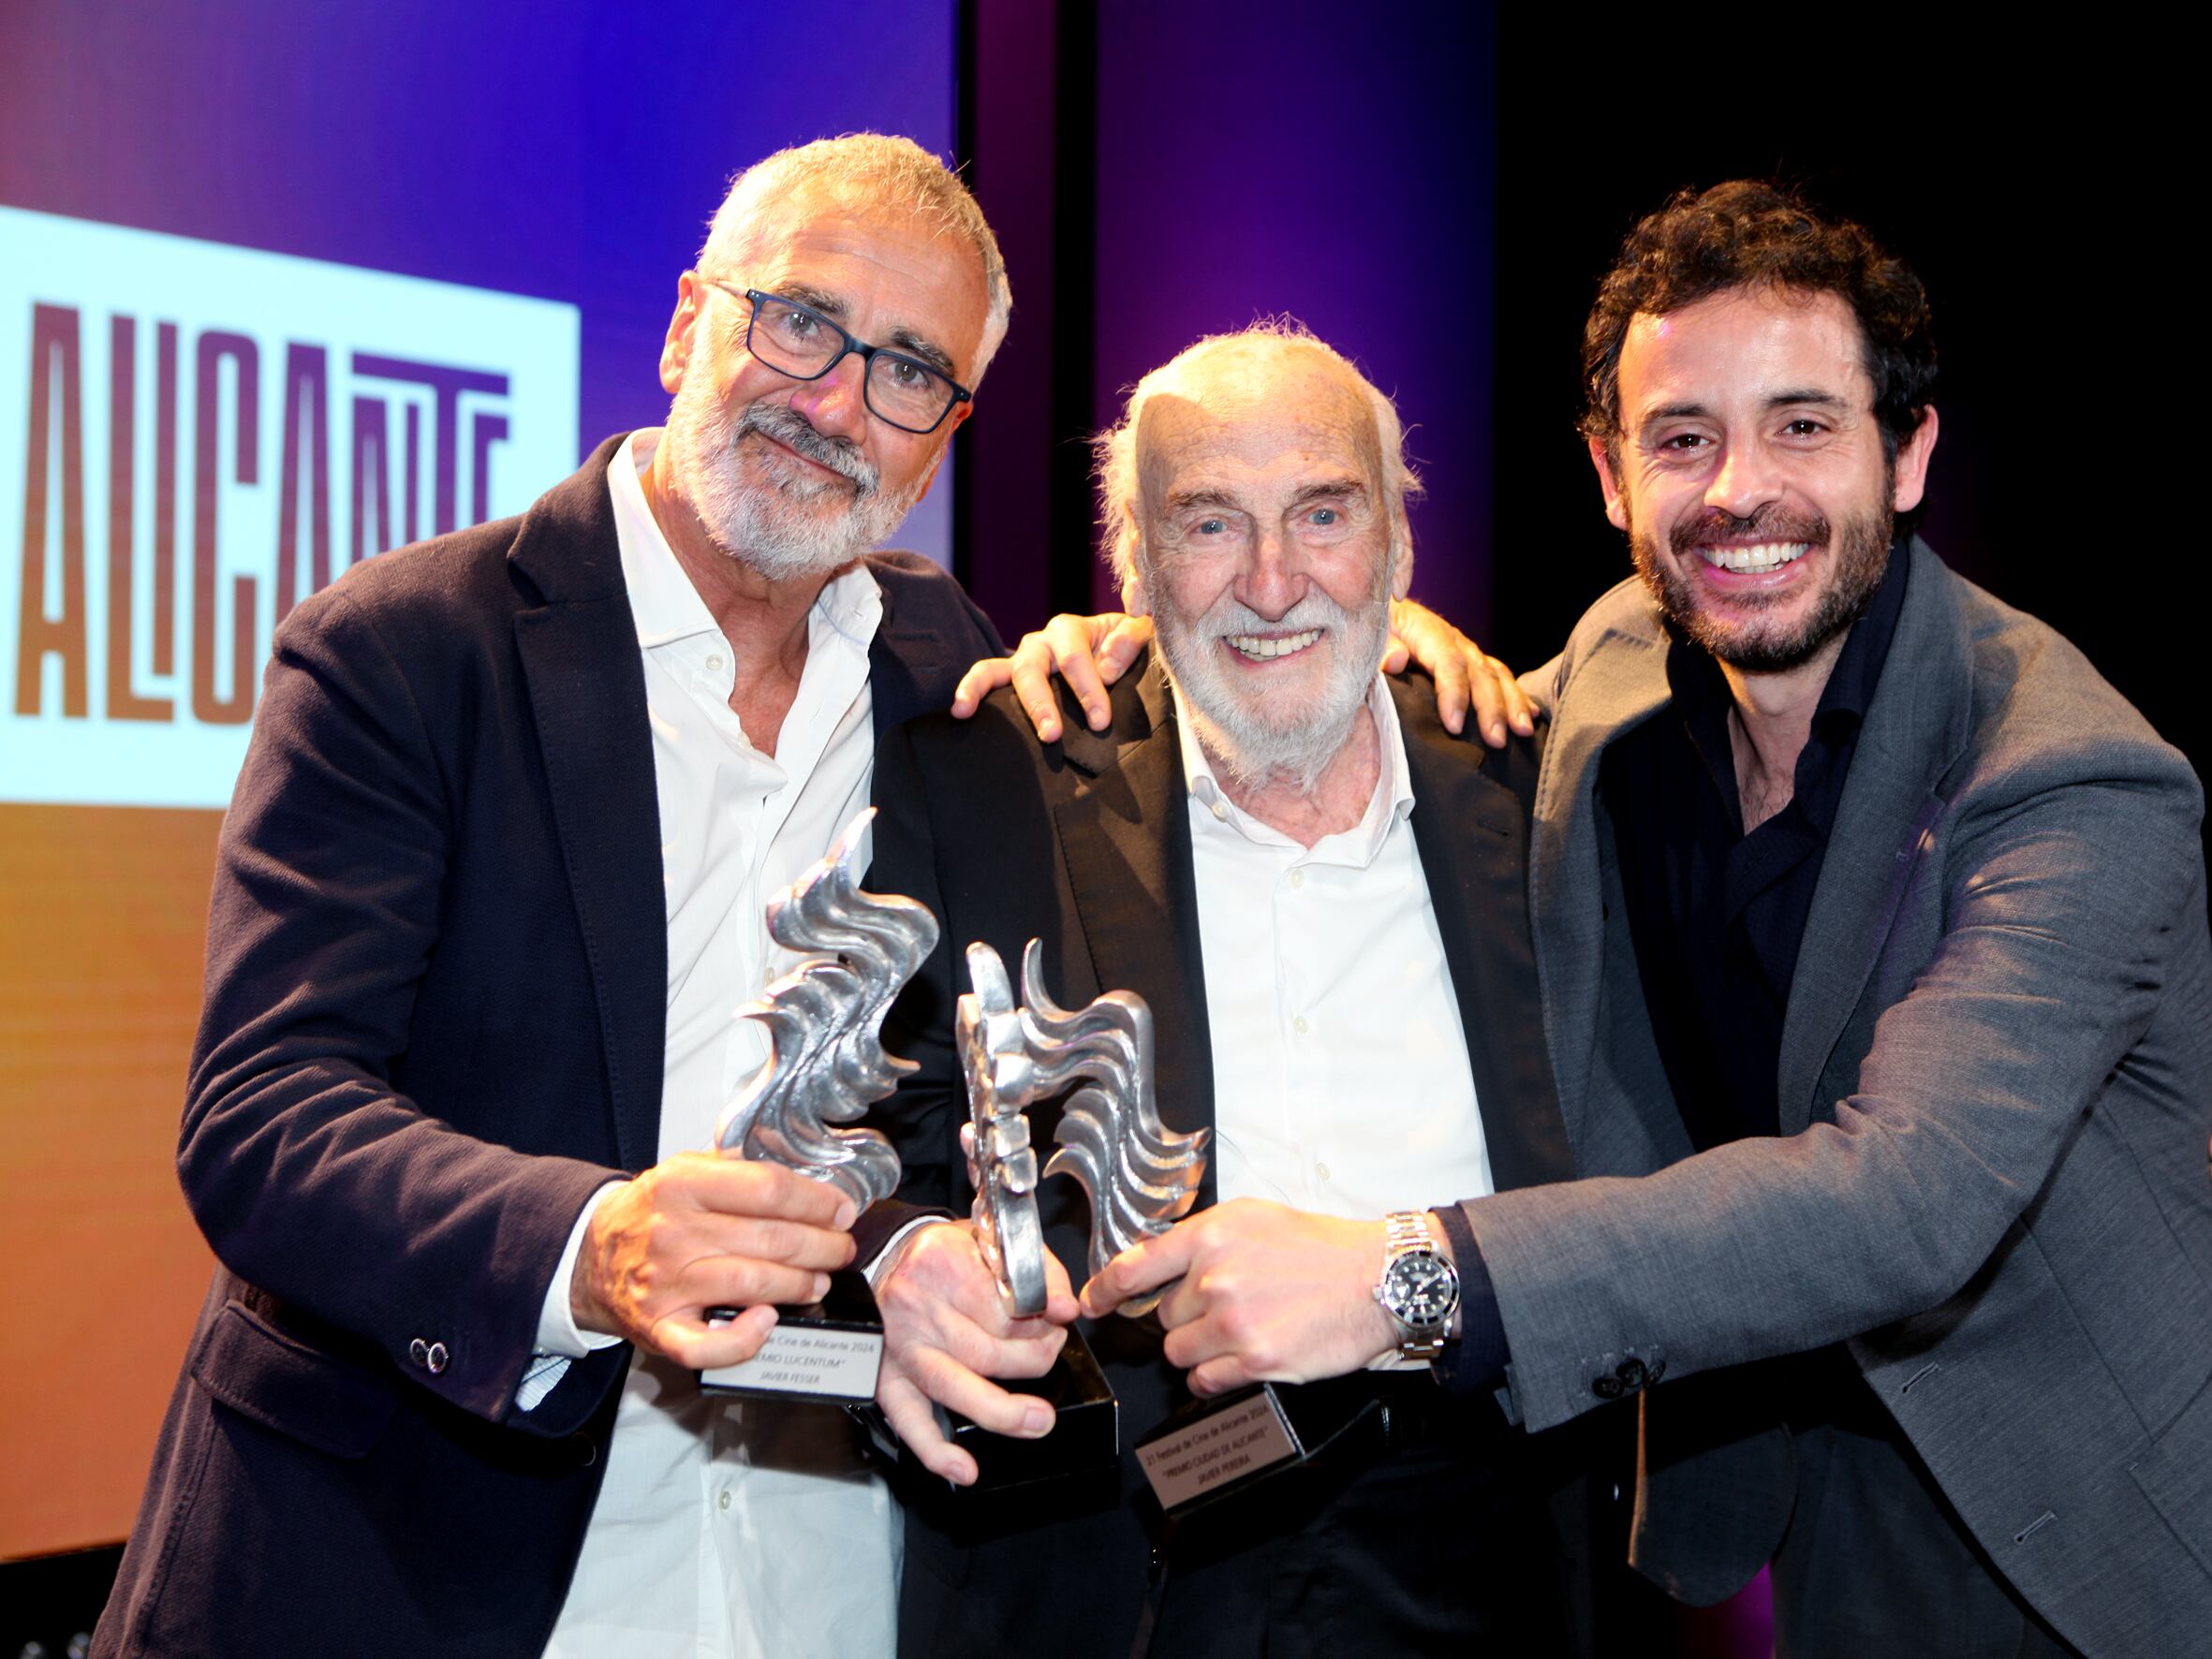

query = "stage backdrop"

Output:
[[0, 0, 955, 1558]]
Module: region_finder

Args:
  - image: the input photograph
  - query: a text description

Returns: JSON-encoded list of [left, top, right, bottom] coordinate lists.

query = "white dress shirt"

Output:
[[1179, 676, 1496, 1227], [533, 430, 899, 1659]]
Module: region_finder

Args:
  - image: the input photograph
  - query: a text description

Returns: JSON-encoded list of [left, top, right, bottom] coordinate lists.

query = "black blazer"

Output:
[[865, 654, 1576, 1651], [96, 434, 1003, 1659]]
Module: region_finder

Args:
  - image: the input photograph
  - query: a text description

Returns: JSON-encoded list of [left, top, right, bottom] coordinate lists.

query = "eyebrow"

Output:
[[1168, 488, 1244, 514], [777, 283, 848, 320], [882, 326, 957, 379], [1288, 478, 1367, 508], [1638, 389, 1852, 427]]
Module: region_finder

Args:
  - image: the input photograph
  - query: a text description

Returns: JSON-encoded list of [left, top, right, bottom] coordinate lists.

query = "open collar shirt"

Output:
[[541, 429, 898, 1659], [1600, 545, 1910, 1149], [1177, 676, 1497, 1226]]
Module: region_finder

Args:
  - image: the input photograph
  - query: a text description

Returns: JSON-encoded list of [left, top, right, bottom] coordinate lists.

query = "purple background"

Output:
[[1086, 4, 1494, 633], [0, 0, 957, 471]]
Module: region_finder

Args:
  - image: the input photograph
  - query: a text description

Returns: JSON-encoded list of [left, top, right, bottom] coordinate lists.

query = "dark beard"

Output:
[[1630, 500, 1893, 672]]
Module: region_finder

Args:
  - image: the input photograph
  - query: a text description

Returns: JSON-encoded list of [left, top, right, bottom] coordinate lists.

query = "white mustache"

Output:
[[1202, 591, 1349, 636], [738, 405, 877, 492]]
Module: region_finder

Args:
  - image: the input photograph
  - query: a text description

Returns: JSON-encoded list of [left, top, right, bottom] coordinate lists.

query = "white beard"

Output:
[[662, 360, 925, 582], [1150, 584, 1388, 796]]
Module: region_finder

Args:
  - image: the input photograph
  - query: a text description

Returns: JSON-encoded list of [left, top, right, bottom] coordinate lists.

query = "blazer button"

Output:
[[408, 1338, 430, 1368], [1646, 1358, 1666, 1384], [426, 1341, 450, 1374], [1615, 1358, 1648, 1390], [1592, 1375, 1624, 1401]]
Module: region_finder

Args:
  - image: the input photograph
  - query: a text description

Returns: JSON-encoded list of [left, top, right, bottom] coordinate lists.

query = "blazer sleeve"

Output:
[[1462, 733, 2208, 1434], [179, 584, 627, 1432]]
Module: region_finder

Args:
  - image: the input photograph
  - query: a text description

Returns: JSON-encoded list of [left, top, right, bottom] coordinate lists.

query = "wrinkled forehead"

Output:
[[1620, 286, 1874, 417], [1135, 348, 1379, 501]]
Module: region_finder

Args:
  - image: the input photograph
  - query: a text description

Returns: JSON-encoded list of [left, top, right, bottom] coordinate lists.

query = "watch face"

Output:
[[1384, 1252, 1458, 1328]]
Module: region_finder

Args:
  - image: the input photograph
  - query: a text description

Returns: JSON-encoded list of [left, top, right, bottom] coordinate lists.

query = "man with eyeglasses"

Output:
[[98, 134, 1012, 1659]]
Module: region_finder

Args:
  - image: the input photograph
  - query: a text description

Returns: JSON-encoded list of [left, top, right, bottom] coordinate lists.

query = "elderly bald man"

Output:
[[863, 324, 1593, 1658]]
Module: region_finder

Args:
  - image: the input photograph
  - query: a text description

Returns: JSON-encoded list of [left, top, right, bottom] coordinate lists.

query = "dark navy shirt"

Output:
[[1437, 543, 1911, 1401], [1600, 544, 1911, 1148]]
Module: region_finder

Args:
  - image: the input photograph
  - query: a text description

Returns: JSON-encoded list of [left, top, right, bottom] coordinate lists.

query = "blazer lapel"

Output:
[[864, 561, 954, 736], [1052, 663, 1219, 1204], [1396, 682, 1575, 1193], [509, 441, 668, 1175], [1529, 622, 1672, 1157], [1777, 543, 1975, 1129]]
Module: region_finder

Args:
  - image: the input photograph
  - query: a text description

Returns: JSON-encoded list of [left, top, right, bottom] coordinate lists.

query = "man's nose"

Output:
[[1235, 526, 1305, 619], [1704, 437, 1783, 520], [787, 354, 870, 444]]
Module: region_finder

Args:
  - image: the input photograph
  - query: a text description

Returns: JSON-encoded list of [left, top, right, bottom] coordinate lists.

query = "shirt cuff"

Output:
[[533, 1181, 629, 1359], [1430, 1203, 1508, 1399], [863, 1214, 961, 1293]]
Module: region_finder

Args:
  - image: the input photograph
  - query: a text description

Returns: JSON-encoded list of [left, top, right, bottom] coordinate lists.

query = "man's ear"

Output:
[[1891, 404, 1939, 513], [1122, 567, 1151, 618], [1388, 505, 1415, 601], [1587, 436, 1630, 533], [660, 272, 709, 396]]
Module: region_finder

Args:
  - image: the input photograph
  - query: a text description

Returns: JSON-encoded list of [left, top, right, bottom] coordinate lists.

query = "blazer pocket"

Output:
[[2131, 1373, 2212, 1580], [190, 1299, 397, 1461]]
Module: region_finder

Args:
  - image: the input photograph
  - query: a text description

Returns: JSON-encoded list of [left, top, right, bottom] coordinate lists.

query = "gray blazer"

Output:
[[1454, 541, 2212, 1655]]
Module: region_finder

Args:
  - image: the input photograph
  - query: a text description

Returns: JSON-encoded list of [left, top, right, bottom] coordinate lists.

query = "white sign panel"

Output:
[[0, 206, 580, 808]]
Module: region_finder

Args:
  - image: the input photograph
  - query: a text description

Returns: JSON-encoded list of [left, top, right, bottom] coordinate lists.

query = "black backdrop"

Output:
[[1488, 18, 2204, 888]]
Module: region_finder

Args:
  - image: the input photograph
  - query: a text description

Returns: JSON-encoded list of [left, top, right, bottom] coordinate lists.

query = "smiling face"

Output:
[[1591, 285, 1936, 673], [656, 184, 989, 580], [1127, 342, 1410, 786]]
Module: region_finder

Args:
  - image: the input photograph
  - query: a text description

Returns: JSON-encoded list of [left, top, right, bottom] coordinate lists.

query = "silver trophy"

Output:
[[950, 939, 1206, 1487], [962, 939, 1207, 1319], [699, 807, 937, 1402], [961, 944, 1367, 1516], [958, 942, 1049, 1316]]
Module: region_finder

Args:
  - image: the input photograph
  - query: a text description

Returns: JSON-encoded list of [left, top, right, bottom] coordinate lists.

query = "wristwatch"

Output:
[[1375, 1211, 1459, 1362]]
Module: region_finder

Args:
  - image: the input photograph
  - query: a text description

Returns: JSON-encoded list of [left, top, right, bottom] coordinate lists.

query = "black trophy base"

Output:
[[698, 1270, 884, 1403], [946, 1325, 1118, 1491], [1134, 1376, 1382, 1517]]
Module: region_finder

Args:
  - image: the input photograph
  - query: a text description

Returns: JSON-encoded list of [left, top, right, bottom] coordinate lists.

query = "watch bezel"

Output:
[[1379, 1247, 1460, 1331]]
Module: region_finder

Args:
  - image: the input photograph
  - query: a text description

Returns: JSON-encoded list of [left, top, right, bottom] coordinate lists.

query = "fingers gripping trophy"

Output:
[[953, 938, 1208, 1488], [962, 938, 1410, 1515]]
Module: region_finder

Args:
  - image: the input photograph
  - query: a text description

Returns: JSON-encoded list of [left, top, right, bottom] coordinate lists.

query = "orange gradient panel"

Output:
[[0, 804, 221, 1558]]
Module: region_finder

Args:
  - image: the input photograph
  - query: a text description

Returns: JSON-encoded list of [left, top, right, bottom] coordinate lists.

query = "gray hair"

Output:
[[1092, 320, 1423, 597], [698, 132, 1012, 382]]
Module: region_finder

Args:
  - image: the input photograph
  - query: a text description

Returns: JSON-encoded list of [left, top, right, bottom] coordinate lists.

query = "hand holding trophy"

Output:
[[699, 808, 936, 1402], [948, 939, 1206, 1489]]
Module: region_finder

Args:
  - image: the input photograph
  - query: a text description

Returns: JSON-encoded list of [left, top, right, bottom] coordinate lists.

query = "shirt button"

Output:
[[1211, 802, 1229, 821], [706, 653, 725, 672], [1292, 1015, 1309, 1035], [1290, 869, 1305, 889], [717, 1490, 732, 1512], [1315, 1162, 1331, 1182]]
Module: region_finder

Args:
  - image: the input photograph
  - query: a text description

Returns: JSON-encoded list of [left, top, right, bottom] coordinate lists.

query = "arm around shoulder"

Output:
[[1466, 737, 2209, 1433]]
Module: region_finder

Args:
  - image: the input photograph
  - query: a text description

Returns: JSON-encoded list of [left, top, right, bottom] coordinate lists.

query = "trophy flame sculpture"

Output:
[[958, 943, 1049, 1316], [963, 938, 1210, 1321], [715, 808, 938, 1211]]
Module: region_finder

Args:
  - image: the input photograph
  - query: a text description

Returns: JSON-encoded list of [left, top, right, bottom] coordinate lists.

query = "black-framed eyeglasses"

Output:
[[699, 278, 974, 435]]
